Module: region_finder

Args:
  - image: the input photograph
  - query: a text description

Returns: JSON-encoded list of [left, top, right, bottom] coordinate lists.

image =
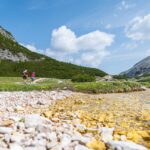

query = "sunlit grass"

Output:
[[0, 77, 143, 93]]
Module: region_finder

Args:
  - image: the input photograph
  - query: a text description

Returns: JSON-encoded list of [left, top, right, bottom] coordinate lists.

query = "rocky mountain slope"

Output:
[[0, 26, 15, 42], [121, 56, 150, 77], [0, 26, 106, 78]]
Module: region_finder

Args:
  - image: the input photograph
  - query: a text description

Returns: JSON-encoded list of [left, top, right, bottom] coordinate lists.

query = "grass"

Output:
[[0, 77, 144, 93], [140, 82, 150, 88], [73, 81, 142, 93]]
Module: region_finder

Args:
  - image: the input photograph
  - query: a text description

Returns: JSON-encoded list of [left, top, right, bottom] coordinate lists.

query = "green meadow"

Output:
[[0, 77, 144, 93]]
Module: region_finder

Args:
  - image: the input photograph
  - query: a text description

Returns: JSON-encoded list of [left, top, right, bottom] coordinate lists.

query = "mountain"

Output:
[[0, 26, 107, 78], [120, 56, 150, 77], [0, 26, 15, 42]]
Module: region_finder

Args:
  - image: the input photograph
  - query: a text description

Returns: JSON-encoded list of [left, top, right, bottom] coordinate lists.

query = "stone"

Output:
[[14, 106, 24, 112], [9, 143, 24, 150], [0, 148, 8, 150], [36, 124, 51, 133], [106, 141, 148, 150], [76, 124, 86, 133], [24, 114, 50, 128], [24, 128, 35, 134], [0, 127, 13, 134], [100, 127, 114, 142], [10, 133, 24, 143], [60, 134, 72, 147], [0, 120, 14, 127], [36, 101, 45, 105], [75, 145, 89, 150], [47, 132, 57, 142], [24, 146, 46, 150], [47, 142, 58, 149], [86, 139, 106, 150], [72, 135, 91, 144], [51, 144, 63, 150], [4, 134, 11, 143], [17, 122, 25, 130], [120, 135, 127, 141]]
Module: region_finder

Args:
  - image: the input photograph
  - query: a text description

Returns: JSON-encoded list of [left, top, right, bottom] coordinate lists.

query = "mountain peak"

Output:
[[121, 56, 150, 77], [0, 26, 16, 42]]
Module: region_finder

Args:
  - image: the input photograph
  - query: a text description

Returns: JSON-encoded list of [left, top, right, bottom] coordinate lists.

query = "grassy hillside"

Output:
[[0, 31, 107, 78]]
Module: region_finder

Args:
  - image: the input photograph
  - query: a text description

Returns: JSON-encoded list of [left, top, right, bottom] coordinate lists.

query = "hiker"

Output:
[[22, 69, 28, 80], [31, 72, 36, 82]]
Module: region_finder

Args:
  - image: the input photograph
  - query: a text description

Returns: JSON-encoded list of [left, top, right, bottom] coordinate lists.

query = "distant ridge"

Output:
[[0, 26, 107, 78], [121, 56, 150, 77]]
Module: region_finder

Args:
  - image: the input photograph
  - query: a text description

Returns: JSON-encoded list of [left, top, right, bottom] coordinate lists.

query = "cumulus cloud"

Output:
[[22, 26, 114, 68], [125, 14, 150, 40], [51, 26, 78, 53], [46, 26, 114, 67]]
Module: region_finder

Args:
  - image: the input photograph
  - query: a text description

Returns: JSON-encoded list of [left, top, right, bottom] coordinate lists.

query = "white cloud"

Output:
[[21, 26, 114, 68], [46, 26, 114, 67], [21, 43, 38, 52], [125, 14, 150, 40], [21, 43, 45, 55], [121, 42, 138, 49], [51, 26, 78, 53], [117, 0, 135, 10]]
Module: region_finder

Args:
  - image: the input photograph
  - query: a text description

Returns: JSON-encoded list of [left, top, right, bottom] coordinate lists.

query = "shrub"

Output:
[[72, 74, 96, 82], [113, 75, 128, 80]]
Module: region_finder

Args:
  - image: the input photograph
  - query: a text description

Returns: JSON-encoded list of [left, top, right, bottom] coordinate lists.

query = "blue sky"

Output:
[[0, 0, 150, 74]]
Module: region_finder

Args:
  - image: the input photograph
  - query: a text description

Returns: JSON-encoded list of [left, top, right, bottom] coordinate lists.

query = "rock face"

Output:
[[0, 26, 15, 42], [121, 56, 150, 77], [0, 49, 29, 62]]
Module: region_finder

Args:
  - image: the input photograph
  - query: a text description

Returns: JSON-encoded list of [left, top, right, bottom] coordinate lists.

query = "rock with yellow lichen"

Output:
[[41, 93, 150, 149], [0, 120, 14, 127], [86, 139, 106, 150]]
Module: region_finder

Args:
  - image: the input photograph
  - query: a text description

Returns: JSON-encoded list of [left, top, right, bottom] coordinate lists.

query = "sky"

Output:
[[0, 0, 150, 74]]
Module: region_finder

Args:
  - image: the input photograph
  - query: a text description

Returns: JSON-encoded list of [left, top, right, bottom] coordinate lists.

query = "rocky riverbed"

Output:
[[0, 90, 149, 150]]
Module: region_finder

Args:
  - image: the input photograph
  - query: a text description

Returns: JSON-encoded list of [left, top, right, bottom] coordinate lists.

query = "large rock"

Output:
[[24, 114, 51, 128], [107, 141, 147, 150], [0, 127, 13, 134], [75, 145, 89, 150], [9, 143, 23, 150]]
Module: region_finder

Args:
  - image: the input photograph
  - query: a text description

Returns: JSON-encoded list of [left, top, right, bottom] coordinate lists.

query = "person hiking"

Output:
[[31, 72, 36, 82], [22, 69, 28, 79], [22, 69, 29, 83]]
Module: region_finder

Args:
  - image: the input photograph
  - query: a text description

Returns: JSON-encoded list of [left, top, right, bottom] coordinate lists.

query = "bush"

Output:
[[72, 74, 96, 82], [113, 75, 128, 80]]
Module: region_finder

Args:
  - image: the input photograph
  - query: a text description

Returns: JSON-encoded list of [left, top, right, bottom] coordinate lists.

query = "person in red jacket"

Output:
[[31, 72, 36, 82]]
